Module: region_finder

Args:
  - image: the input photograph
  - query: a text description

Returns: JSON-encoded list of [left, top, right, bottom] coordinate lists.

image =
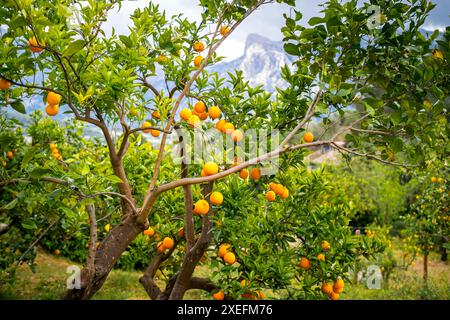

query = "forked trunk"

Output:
[[63, 215, 145, 300]]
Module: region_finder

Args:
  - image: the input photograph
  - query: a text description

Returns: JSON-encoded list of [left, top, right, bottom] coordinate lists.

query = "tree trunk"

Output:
[[63, 215, 145, 300], [423, 253, 428, 284]]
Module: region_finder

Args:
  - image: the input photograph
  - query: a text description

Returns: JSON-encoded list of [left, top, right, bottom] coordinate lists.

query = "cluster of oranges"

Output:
[[298, 241, 344, 300], [266, 182, 289, 201], [431, 176, 445, 184], [141, 109, 165, 137], [217, 243, 236, 265], [193, 25, 229, 68], [238, 167, 261, 180], [180, 101, 222, 129], [49, 143, 62, 161], [45, 92, 62, 116]]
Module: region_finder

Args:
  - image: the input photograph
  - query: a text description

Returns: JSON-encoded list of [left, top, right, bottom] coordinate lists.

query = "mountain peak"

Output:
[[244, 33, 283, 53]]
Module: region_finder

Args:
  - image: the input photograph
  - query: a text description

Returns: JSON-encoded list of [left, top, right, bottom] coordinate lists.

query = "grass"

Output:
[[0, 248, 448, 300]]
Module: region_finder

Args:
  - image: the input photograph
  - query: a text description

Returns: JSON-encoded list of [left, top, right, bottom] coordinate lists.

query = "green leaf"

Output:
[[10, 100, 26, 114], [119, 35, 133, 48], [105, 175, 124, 184], [3, 198, 18, 210], [21, 219, 37, 230], [29, 168, 53, 179], [308, 17, 324, 26], [284, 43, 300, 56], [63, 40, 85, 57]]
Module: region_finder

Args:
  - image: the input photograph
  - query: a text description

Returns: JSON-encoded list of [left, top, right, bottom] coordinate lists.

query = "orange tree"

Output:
[[0, 0, 448, 299]]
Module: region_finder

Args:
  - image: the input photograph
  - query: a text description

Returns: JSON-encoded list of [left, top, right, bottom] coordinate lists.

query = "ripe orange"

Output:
[[180, 108, 192, 121], [45, 104, 59, 116], [271, 183, 284, 195], [152, 110, 160, 119], [223, 252, 236, 265], [216, 119, 227, 131], [231, 129, 244, 142], [218, 243, 231, 258], [194, 101, 206, 113], [201, 169, 207, 177], [222, 122, 234, 134], [142, 121, 152, 133], [188, 115, 201, 128], [220, 25, 230, 36], [212, 290, 224, 300], [0, 79, 11, 90], [250, 168, 261, 180], [266, 191, 276, 202], [49, 143, 56, 150], [321, 283, 333, 295], [280, 187, 289, 199], [193, 41, 205, 53], [156, 241, 165, 253], [177, 227, 184, 238], [53, 249, 61, 256], [239, 169, 249, 179], [317, 253, 325, 262], [431, 177, 438, 183], [333, 279, 344, 294], [29, 36, 45, 53], [47, 92, 62, 105], [328, 291, 339, 300], [303, 132, 314, 143], [203, 162, 219, 175], [194, 55, 204, 67], [197, 111, 208, 120], [194, 199, 210, 215], [210, 192, 223, 206], [144, 227, 155, 236], [299, 257, 311, 270], [6, 151, 13, 159], [322, 240, 330, 251], [162, 237, 174, 250], [151, 129, 160, 137], [208, 106, 221, 119]]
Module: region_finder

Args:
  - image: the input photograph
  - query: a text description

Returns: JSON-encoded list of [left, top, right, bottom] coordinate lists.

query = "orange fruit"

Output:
[[157, 241, 165, 253], [239, 169, 249, 179], [303, 132, 314, 143], [328, 291, 339, 300], [142, 121, 152, 133], [240, 279, 248, 287], [201, 169, 207, 177], [280, 187, 289, 199], [250, 168, 261, 180], [29, 36, 45, 53], [222, 122, 234, 134], [197, 111, 208, 120], [299, 257, 311, 270], [321, 282, 333, 295], [212, 290, 224, 300], [45, 104, 59, 116], [322, 241, 330, 251], [317, 253, 325, 262], [333, 279, 344, 293], [152, 110, 160, 119], [223, 252, 236, 265], [162, 237, 174, 250], [193, 41, 205, 53], [210, 192, 223, 206], [194, 101, 206, 113], [53, 249, 61, 256], [0, 79, 11, 90], [220, 25, 230, 36], [49, 143, 56, 150], [431, 177, 438, 183], [266, 191, 276, 202], [194, 55, 204, 67], [208, 106, 221, 119], [194, 199, 210, 215], [218, 243, 231, 258], [143, 227, 155, 236], [47, 92, 62, 105], [231, 129, 244, 142], [188, 115, 201, 128], [216, 119, 227, 131], [6, 151, 13, 159], [177, 228, 184, 238], [271, 183, 284, 195], [180, 108, 192, 121], [203, 162, 219, 175], [151, 129, 160, 137]]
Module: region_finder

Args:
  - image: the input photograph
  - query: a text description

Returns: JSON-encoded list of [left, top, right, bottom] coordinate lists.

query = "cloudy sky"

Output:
[[105, 0, 449, 61]]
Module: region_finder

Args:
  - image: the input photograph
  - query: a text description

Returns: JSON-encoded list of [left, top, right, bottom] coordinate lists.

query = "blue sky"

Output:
[[104, 0, 450, 61]]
